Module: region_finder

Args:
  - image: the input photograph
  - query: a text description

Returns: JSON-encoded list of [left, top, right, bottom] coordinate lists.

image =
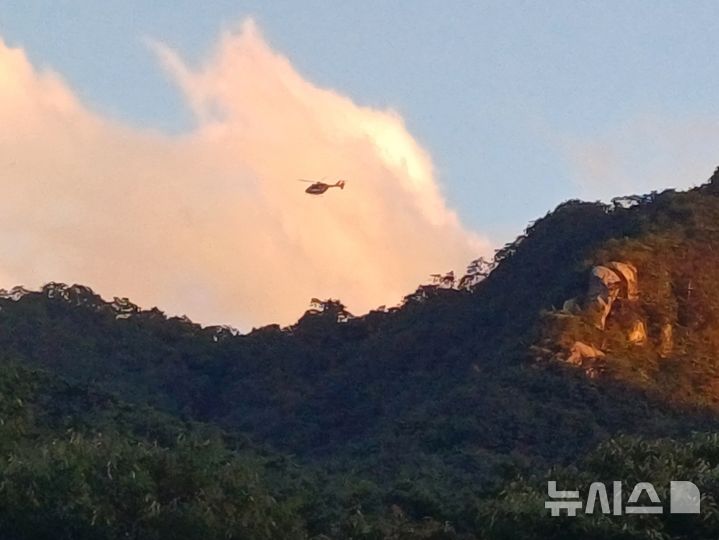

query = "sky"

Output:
[[1, 2, 719, 328]]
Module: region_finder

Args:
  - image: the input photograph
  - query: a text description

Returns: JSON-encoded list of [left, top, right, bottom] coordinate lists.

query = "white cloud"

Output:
[[0, 20, 486, 328]]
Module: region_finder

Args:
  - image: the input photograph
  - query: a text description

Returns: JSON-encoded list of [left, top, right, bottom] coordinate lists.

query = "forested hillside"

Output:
[[4, 169, 719, 538]]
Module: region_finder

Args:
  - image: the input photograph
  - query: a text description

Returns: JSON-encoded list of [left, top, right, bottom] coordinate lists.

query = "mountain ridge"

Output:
[[3, 168, 719, 537]]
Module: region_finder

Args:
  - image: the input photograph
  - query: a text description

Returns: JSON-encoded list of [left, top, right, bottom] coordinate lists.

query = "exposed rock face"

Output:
[[567, 341, 606, 365], [587, 261, 639, 329], [553, 261, 650, 374], [552, 259, 679, 374], [588, 265, 621, 329], [606, 261, 639, 300], [627, 319, 647, 345], [588, 265, 623, 300], [562, 298, 580, 313]]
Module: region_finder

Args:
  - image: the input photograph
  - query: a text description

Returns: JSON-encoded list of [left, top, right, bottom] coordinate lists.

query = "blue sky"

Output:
[[2, 2, 719, 246]]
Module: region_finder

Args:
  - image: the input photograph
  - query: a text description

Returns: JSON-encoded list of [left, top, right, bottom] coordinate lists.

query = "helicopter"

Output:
[[297, 178, 346, 195]]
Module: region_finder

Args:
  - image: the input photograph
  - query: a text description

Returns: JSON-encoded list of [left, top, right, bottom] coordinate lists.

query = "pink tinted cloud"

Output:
[[0, 20, 487, 328]]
